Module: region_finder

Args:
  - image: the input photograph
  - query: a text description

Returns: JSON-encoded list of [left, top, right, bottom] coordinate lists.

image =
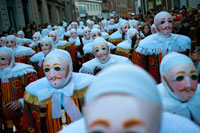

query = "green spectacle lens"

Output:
[[168, 20, 173, 23], [44, 68, 50, 72], [102, 47, 106, 50], [160, 21, 165, 24], [54, 67, 61, 71], [45, 44, 48, 46], [191, 75, 198, 80], [176, 75, 184, 81], [95, 49, 99, 52], [91, 131, 103, 133], [1, 58, 5, 60]]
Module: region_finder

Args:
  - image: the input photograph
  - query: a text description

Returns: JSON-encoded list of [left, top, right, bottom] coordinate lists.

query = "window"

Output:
[[87, 4, 89, 10]]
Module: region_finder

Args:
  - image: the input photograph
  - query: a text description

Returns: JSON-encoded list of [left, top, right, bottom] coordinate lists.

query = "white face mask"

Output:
[[155, 13, 173, 37], [84, 94, 161, 133], [33, 35, 40, 43], [43, 57, 69, 88], [48, 33, 57, 41], [0, 52, 11, 70], [41, 40, 52, 55], [93, 43, 109, 63], [17, 33, 24, 38], [163, 63, 198, 102], [6, 38, 16, 49]]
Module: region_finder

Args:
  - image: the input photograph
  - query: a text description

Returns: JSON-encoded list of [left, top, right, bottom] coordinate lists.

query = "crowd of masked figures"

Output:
[[0, 11, 200, 133]]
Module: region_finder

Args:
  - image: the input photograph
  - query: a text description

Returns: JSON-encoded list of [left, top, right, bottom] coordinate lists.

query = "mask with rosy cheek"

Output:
[[0, 52, 11, 71], [121, 24, 130, 33], [48, 33, 57, 42], [33, 35, 40, 43], [88, 24, 94, 29], [163, 63, 198, 102], [93, 43, 109, 63], [6, 38, 16, 49], [17, 33, 24, 38], [155, 13, 173, 37], [92, 32, 102, 40], [43, 57, 69, 88], [71, 31, 78, 39], [41, 40, 52, 55], [84, 30, 90, 39], [84, 94, 161, 133]]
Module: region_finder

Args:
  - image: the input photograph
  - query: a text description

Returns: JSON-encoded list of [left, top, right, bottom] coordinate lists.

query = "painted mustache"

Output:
[[161, 26, 173, 30], [48, 77, 62, 81], [98, 53, 107, 58], [179, 88, 196, 92]]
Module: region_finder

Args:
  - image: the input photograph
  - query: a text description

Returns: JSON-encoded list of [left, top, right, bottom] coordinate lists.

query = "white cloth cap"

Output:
[[85, 64, 161, 105]]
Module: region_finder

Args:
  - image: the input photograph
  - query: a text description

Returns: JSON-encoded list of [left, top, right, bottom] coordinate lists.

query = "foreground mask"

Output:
[[0, 52, 11, 71], [163, 63, 198, 102]]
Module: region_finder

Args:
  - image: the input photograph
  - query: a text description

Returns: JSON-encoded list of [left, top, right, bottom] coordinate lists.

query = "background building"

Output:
[[0, 0, 77, 33], [76, 0, 102, 21]]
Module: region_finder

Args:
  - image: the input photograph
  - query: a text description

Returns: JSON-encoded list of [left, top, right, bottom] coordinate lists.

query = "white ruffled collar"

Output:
[[13, 45, 35, 57]]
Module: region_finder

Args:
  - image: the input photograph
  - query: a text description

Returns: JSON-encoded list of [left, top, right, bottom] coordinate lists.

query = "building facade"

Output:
[[0, 0, 76, 33], [76, 0, 102, 21]]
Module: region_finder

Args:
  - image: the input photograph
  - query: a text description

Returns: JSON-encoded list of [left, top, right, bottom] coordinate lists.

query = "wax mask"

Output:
[[92, 31, 102, 40], [84, 94, 161, 133], [121, 24, 130, 33], [41, 40, 52, 55], [93, 43, 109, 63], [132, 22, 139, 29], [17, 33, 24, 38], [0, 38, 5, 46], [88, 23, 94, 29], [48, 33, 57, 41], [70, 31, 78, 39], [71, 24, 77, 29], [6, 38, 16, 48], [164, 63, 198, 101], [43, 57, 69, 88], [155, 13, 173, 37], [0, 52, 11, 70], [84, 30, 90, 39], [33, 35, 40, 43]]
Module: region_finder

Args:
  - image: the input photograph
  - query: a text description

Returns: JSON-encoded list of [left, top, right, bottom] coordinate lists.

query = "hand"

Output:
[[191, 50, 200, 61], [4, 101, 22, 111]]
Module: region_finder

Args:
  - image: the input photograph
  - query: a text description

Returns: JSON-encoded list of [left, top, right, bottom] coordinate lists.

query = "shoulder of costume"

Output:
[[29, 42, 38, 47], [23, 38, 33, 43], [109, 31, 122, 39], [110, 54, 131, 64], [24, 90, 49, 105], [83, 42, 93, 54], [117, 40, 130, 49], [171, 34, 191, 51], [72, 72, 95, 90], [30, 51, 45, 63], [64, 31, 70, 36], [135, 34, 162, 55], [6, 63, 36, 79], [26, 77, 50, 96], [14, 45, 35, 57], [79, 58, 99, 74], [56, 40, 70, 46], [107, 42, 116, 49], [102, 32, 109, 39]]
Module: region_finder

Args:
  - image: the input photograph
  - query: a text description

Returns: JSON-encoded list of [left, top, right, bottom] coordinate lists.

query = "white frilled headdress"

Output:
[[42, 29, 50, 37], [33, 31, 42, 43], [118, 20, 129, 33]]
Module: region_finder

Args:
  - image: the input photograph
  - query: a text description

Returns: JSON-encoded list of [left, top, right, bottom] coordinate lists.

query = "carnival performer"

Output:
[[0, 37, 6, 47], [134, 11, 191, 83], [23, 49, 94, 133], [116, 28, 139, 58], [79, 37, 131, 75], [0, 47, 37, 132], [81, 27, 93, 46], [29, 31, 42, 52], [30, 37, 53, 79], [60, 64, 200, 133], [17, 30, 32, 46], [5, 35, 35, 64], [108, 19, 130, 45], [158, 52, 200, 125]]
